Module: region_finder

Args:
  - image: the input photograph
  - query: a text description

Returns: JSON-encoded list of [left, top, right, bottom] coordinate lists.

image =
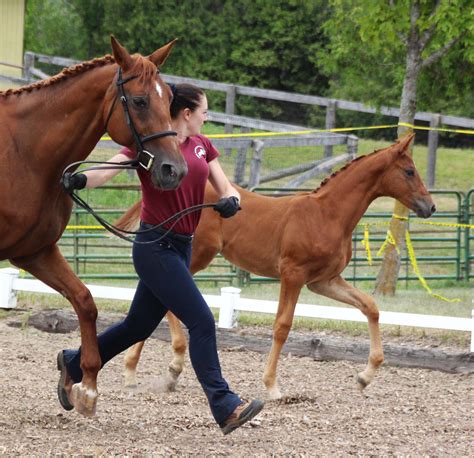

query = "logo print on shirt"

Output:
[[194, 145, 206, 159]]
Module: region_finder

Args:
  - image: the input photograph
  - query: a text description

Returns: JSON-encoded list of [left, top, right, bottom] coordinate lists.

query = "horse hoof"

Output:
[[266, 386, 282, 400], [70, 382, 98, 417], [150, 376, 177, 393], [356, 374, 369, 391], [123, 371, 137, 388]]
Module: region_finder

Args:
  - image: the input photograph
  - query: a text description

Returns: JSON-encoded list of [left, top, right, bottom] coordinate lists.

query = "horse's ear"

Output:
[[110, 35, 133, 72], [396, 132, 415, 155], [148, 39, 178, 67]]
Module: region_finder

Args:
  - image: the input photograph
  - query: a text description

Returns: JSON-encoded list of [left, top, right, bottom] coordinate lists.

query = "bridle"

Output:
[[61, 66, 215, 244], [104, 66, 177, 171]]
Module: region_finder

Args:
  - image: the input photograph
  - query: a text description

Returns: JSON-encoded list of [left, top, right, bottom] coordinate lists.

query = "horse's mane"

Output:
[[0, 53, 156, 98], [312, 147, 386, 195]]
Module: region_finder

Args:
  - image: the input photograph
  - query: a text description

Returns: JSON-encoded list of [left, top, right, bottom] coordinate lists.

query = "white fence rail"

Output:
[[1, 268, 472, 352]]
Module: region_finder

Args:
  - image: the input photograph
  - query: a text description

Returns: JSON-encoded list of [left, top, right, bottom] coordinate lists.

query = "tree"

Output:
[[319, 0, 473, 295]]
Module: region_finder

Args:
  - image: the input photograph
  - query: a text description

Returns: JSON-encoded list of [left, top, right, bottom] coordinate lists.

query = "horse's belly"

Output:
[[223, 248, 280, 279], [0, 204, 70, 260]]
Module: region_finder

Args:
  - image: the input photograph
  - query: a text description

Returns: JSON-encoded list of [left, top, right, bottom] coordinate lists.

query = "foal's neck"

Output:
[[314, 152, 389, 233]]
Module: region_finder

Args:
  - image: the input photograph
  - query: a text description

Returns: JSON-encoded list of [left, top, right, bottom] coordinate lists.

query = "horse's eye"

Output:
[[405, 169, 415, 177], [132, 97, 148, 109]]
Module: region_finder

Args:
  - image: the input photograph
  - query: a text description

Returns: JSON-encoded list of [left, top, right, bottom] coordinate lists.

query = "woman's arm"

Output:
[[84, 152, 131, 188], [208, 159, 240, 201]]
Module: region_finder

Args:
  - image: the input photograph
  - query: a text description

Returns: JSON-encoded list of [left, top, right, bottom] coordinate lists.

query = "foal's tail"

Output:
[[114, 200, 141, 232]]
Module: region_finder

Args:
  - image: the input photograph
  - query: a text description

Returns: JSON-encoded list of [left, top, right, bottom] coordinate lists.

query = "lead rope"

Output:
[[63, 161, 216, 245]]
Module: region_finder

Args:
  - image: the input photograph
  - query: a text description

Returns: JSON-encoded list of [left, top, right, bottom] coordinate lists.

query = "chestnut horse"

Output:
[[0, 36, 187, 416], [119, 134, 435, 399]]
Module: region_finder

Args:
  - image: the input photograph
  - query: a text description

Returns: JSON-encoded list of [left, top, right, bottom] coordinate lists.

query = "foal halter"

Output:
[[105, 67, 177, 171]]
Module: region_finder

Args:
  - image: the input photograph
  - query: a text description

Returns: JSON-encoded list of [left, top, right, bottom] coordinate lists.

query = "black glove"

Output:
[[61, 172, 87, 193], [213, 196, 241, 218]]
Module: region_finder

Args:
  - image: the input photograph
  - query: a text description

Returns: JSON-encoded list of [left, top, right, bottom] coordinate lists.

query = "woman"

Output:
[[58, 83, 264, 435]]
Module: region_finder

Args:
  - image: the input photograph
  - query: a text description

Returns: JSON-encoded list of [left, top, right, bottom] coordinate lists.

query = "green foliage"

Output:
[[23, 1, 474, 126], [318, 0, 474, 118], [24, 0, 85, 58]]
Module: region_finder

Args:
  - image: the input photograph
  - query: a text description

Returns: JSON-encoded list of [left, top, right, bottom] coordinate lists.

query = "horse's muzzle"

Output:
[[414, 198, 436, 219], [153, 161, 188, 190]]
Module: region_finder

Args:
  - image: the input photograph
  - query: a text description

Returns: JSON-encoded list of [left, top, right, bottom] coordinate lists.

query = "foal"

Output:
[[120, 135, 435, 399]]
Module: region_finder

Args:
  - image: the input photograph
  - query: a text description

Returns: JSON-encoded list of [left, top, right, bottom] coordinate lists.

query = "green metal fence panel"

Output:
[[14, 187, 469, 288], [465, 189, 474, 280]]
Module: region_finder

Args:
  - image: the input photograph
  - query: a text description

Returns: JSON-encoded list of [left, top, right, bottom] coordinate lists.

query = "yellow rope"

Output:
[[99, 121, 474, 142]]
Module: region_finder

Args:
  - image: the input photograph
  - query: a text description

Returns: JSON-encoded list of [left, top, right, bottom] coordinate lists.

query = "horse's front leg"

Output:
[[123, 341, 145, 387], [263, 273, 304, 400], [11, 244, 100, 416], [308, 276, 384, 390]]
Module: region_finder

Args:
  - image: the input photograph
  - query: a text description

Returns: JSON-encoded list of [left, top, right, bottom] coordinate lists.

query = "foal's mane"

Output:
[[0, 53, 157, 99], [312, 147, 386, 195]]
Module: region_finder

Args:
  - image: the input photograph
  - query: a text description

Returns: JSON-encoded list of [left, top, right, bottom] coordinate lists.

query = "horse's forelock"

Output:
[[129, 54, 157, 83]]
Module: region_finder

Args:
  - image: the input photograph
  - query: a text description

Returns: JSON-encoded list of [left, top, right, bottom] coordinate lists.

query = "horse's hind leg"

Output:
[[154, 311, 187, 392], [308, 276, 384, 390], [11, 244, 100, 416], [124, 341, 145, 387]]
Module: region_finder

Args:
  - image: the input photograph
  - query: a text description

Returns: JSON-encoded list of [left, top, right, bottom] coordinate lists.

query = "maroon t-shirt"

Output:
[[122, 134, 219, 234]]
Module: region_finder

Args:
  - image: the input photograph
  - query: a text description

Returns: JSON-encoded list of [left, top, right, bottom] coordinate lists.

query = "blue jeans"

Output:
[[63, 223, 242, 424]]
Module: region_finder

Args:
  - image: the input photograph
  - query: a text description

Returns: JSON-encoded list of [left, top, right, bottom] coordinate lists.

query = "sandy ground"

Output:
[[0, 320, 472, 457]]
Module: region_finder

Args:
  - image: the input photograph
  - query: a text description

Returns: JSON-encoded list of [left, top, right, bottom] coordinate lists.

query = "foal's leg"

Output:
[[123, 341, 145, 387], [11, 244, 100, 416], [307, 276, 384, 390], [263, 275, 304, 400]]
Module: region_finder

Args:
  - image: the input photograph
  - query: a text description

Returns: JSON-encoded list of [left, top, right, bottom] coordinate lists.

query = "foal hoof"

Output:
[[150, 374, 178, 393], [70, 382, 98, 417], [123, 370, 138, 389], [356, 373, 369, 391], [266, 386, 282, 401]]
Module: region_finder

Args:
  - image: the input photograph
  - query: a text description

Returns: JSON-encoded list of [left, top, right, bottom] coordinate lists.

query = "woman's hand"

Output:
[[213, 196, 241, 218], [60, 173, 87, 193]]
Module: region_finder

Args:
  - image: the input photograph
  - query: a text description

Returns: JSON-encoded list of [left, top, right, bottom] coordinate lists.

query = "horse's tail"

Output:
[[115, 200, 141, 232]]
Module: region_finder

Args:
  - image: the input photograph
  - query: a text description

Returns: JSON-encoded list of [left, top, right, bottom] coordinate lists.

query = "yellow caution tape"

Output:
[[98, 121, 473, 142], [404, 230, 460, 302], [66, 225, 105, 230], [376, 229, 400, 257], [398, 122, 474, 135], [392, 214, 474, 229], [361, 224, 373, 266]]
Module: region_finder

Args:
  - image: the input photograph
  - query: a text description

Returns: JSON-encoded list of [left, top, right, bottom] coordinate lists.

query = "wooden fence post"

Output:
[[347, 135, 358, 158], [224, 85, 236, 156], [324, 101, 337, 158], [234, 128, 250, 184], [23, 51, 35, 82], [248, 140, 265, 189], [427, 114, 441, 188]]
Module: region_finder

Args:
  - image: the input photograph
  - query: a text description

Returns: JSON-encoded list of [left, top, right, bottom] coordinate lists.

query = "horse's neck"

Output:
[[314, 154, 388, 233], [14, 65, 115, 168]]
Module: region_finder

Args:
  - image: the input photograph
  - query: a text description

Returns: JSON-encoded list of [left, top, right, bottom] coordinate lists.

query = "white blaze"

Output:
[[155, 82, 163, 98]]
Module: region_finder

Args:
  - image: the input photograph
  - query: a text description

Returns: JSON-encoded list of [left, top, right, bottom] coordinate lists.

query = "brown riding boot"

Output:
[[220, 399, 264, 435]]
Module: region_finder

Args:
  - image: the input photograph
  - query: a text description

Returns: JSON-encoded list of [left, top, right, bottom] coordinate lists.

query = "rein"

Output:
[[62, 67, 215, 245]]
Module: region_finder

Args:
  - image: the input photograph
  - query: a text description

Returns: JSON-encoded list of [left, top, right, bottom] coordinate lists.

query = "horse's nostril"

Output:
[[431, 205, 436, 213], [161, 163, 177, 178]]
